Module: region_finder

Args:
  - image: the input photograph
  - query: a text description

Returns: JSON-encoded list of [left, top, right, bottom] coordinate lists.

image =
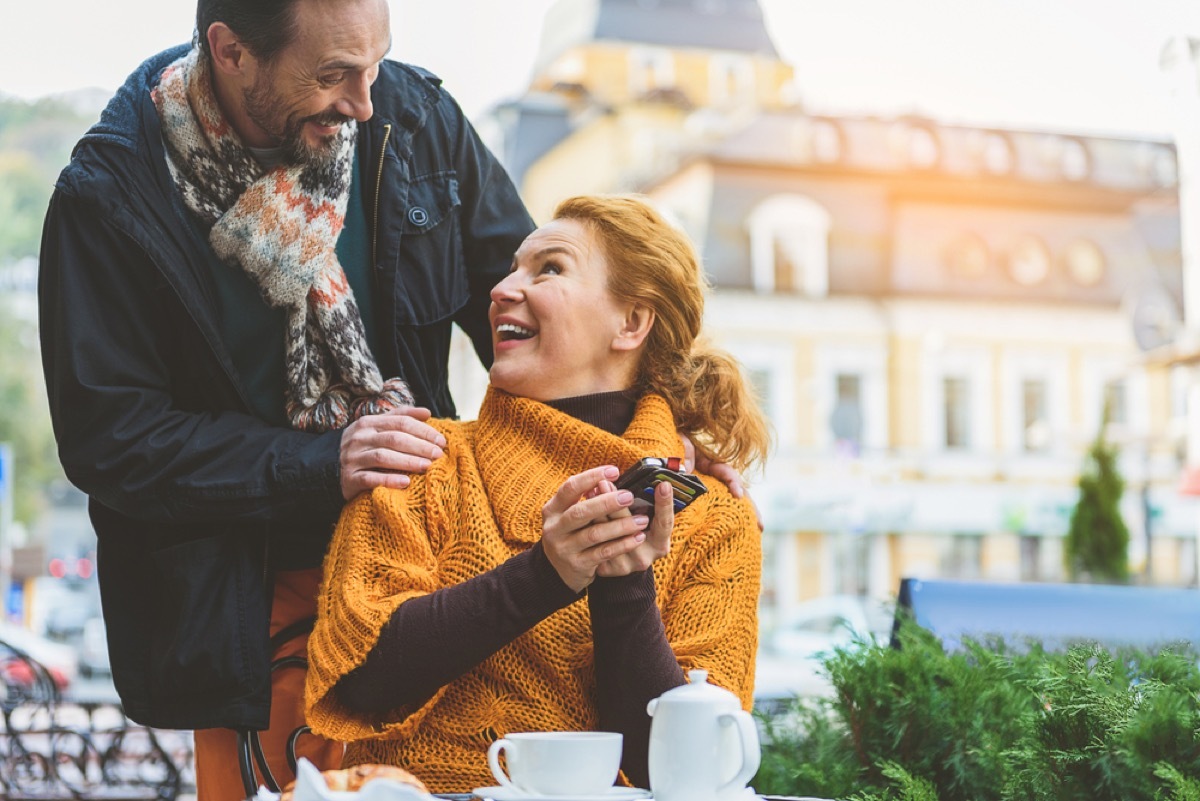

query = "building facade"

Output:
[[465, 0, 1191, 620]]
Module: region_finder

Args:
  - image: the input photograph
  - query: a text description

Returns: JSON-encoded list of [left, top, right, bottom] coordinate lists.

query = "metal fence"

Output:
[[1, 638, 194, 801]]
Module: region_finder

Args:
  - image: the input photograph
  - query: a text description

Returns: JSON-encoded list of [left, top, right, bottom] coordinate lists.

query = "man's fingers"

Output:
[[679, 433, 697, 474], [393, 405, 433, 422], [365, 430, 445, 462], [706, 461, 745, 499], [357, 408, 446, 447], [341, 469, 412, 500]]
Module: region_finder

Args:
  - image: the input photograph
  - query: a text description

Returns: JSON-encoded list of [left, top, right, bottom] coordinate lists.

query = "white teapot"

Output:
[[645, 669, 760, 801]]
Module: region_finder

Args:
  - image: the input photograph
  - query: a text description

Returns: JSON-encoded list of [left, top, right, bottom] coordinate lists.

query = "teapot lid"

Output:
[[657, 669, 740, 705]]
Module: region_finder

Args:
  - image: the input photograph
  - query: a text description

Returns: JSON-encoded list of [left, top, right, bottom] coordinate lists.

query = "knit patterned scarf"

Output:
[[152, 46, 413, 432]]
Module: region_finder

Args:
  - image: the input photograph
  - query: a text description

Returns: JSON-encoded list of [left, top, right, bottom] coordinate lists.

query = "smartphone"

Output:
[[614, 457, 707, 519]]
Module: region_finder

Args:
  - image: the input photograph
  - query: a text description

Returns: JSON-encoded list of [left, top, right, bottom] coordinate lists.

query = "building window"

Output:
[[942, 534, 983, 579], [630, 48, 673, 96], [1063, 239, 1105, 287], [1019, 535, 1041, 581], [1152, 146, 1178, 188], [981, 132, 1014, 174], [746, 367, 773, 419], [1022, 379, 1049, 453], [1104, 380, 1127, 427], [1007, 236, 1051, 286], [772, 239, 797, 292], [811, 120, 843, 163], [1060, 138, 1090, 181], [747, 194, 832, 296], [908, 126, 940, 168], [944, 376, 970, 449], [709, 56, 753, 105], [830, 373, 864, 455], [945, 233, 990, 279]]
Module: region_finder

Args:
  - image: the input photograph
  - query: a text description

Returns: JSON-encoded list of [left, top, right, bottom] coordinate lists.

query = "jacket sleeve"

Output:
[[441, 94, 535, 367], [38, 189, 344, 524]]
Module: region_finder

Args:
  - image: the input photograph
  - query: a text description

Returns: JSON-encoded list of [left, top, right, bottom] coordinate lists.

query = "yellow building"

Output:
[[468, 0, 1190, 620]]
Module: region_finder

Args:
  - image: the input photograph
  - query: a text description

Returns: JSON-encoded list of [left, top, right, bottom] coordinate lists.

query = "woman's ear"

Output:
[[612, 304, 654, 352]]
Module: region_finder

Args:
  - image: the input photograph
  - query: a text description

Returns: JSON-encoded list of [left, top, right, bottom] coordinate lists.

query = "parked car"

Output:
[[79, 617, 112, 678], [44, 603, 93, 643], [754, 595, 893, 708], [0, 620, 80, 692]]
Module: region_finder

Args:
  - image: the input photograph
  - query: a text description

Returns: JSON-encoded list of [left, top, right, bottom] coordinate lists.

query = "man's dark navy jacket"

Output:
[[38, 45, 534, 730]]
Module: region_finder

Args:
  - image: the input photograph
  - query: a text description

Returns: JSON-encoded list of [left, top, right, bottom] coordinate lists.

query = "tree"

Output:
[[0, 297, 64, 524], [0, 94, 98, 262], [1065, 405, 1129, 583]]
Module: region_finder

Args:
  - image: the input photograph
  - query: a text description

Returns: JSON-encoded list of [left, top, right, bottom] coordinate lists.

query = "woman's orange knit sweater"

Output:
[[305, 387, 761, 791]]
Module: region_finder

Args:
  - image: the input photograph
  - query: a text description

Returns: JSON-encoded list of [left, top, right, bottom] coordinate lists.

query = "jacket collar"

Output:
[[77, 47, 442, 164]]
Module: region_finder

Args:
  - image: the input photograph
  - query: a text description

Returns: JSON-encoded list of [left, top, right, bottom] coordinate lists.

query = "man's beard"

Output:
[[243, 75, 350, 168]]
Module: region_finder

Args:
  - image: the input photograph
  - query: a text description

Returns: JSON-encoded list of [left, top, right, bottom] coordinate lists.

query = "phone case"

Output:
[[615, 457, 707, 518]]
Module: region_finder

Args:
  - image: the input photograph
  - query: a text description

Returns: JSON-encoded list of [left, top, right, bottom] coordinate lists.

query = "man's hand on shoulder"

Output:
[[680, 433, 764, 532], [339, 407, 447, 500]]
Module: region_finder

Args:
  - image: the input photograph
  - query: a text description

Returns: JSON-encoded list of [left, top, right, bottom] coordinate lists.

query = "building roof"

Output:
[[535, 0, 779, 73]]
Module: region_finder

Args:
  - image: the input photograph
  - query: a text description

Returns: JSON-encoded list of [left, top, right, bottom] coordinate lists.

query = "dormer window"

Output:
[[890, 122, 940, 169], [811, 120, 844, 163], [747, 194, 832, 296], [909, 127, 939, 168], [1060, 138, 1090, 181], [709, 55, 754, 105], [981, 132, 1014, 174], [1007, 236, 1050, 286], [630, 48, 674, 96], [1141, 144, 1178, 188], [944, 233, 990, 279]]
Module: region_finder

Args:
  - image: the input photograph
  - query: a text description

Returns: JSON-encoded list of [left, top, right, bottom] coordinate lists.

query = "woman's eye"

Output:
[[540, 262, 562, 276]]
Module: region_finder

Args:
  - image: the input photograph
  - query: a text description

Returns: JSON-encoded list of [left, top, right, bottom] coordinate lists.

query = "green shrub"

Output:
[[754, 619, 1200, 800]]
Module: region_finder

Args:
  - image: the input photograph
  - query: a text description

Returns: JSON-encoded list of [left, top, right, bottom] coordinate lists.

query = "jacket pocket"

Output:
[[392, 170, 467, 326], [147, 532, 269, 703]]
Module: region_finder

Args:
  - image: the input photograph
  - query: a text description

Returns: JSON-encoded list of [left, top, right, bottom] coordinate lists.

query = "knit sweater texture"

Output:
[[305, 387, 761, 791]]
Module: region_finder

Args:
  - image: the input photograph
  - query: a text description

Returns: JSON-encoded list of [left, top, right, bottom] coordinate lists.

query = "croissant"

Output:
[[280, 764, 428, 800]]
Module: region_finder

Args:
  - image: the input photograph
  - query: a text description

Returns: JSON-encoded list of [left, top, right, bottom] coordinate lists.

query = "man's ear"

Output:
[[207, 22, 251, 77], [612, 304, 654, 352]]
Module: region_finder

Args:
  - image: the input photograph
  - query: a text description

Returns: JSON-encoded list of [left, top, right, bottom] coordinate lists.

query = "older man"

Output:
[[38, 0, 533, 798]]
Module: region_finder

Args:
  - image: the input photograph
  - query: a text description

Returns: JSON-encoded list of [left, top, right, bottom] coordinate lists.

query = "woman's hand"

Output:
[[541, 466, 652, 593], [596, 480, 673, 578]]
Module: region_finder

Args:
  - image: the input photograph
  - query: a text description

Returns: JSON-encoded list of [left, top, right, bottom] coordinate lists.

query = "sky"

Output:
[[0, 0, 1196, 139]]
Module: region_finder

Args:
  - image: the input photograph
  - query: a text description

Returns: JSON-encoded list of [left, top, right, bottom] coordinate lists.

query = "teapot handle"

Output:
[[717, 711, 761, 796]]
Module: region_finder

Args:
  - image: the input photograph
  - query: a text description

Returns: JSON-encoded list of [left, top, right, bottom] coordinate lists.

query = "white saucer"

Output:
[[471, 786, 651, 801]]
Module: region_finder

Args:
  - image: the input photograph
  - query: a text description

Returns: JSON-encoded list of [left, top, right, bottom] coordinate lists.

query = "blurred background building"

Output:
[[447, 0, 1191, 627]]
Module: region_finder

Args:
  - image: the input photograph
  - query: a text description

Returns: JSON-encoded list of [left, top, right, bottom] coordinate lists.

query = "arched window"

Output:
[[1060, 138, 1090, 181], [981, 132, 1014, 174], [747, 194, 832, 296]]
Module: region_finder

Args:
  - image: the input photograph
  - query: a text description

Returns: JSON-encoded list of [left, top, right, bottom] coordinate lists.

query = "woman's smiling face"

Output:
[[487, 218, 642, 402]]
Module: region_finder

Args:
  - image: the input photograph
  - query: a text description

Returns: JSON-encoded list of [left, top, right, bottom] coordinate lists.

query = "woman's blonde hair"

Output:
[[552, 194, 771, 474]]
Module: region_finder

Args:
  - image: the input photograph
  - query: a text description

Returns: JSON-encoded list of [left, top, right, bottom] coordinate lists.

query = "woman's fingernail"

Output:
[[603, 466, 620, 478], [634, 533, 647, 543], [617, 490, 633, 504], [633, 516, 650, 528]]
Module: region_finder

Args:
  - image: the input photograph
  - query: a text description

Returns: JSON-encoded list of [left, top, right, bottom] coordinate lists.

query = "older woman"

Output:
[[305, 195, 770, 791]]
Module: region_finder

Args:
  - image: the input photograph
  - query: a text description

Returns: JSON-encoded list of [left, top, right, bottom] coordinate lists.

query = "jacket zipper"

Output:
[[371, 123, 392, 268]]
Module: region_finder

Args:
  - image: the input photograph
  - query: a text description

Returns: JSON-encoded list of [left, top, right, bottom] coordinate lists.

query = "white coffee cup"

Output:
[[487, 731, 623, 796]]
